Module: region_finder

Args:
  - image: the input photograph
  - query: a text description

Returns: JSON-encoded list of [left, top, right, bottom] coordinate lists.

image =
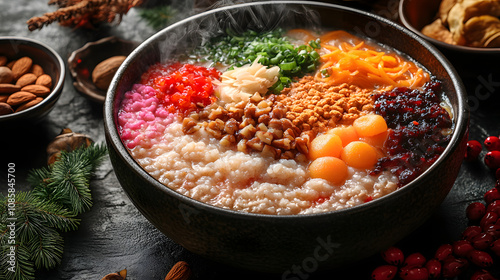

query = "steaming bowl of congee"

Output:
[[104, 1, 469, 273]]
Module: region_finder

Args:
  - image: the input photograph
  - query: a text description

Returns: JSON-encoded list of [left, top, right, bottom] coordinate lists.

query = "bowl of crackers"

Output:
[[0, 37, 65, 125], [400, 0, 500, 53]]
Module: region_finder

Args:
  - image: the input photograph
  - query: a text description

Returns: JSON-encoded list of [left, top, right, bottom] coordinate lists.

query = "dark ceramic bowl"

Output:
[[104, 1, 469, 273], [399, 0, 500, 55], [0, 37, 65, 125], [68, 36, 139, 104]]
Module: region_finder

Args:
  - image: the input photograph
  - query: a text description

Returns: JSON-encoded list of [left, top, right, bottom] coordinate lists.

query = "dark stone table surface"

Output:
[[1, 0, 499, 279]]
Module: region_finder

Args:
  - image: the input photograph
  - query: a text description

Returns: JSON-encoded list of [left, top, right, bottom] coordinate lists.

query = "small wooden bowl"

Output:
[[68, 36, 139, 104]]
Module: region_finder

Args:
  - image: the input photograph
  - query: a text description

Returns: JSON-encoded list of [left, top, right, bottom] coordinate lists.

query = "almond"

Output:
[[6, 60, 15, 69], [16, 73, 38, 87], [164, 261, 191, 280], [22, 84, 51, 97], [30, 64, 44, 77], [0, 56, 7, 67], [11, 57, 33, 80], [0, 66, 14, 84], [92, 56, 126, 90], [0, 102, 14, 116], [0, 83, 22, 94], [15, 97, 43, 113], [0, 95, 8, 103], [7, 91, 36, 106], [36, 74, 52, 88]]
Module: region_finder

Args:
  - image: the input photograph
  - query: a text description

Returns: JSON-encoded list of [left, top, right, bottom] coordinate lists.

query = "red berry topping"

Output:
[[371, 265, 398, 280], [466, 140, 483, 161], [434, 244, 453, 261], [480, 211, 499, 229], [466, 202, 486, 222], [371, 82, 452, 186], [471, 269, 497, 280], [452, 240, 474, 257], [467, 250, 493, 268], [484, 151, 500, 170], [381, 247, 405, 266], [441, 257, 468, 278], [491, 239, 500, 257], [462, 226, 483, 241], [424, 259, 441, 279], [484, 188, 500, 205], [399, 267, 429, 280], [471, 233, 495, 250], [496, 168, 500, 180], [484, 136, 500, 151]]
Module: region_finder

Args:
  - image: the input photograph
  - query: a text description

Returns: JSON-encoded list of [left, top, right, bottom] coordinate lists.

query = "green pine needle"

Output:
[[0, 142, 108, 280], [138, 5, 177, 30]]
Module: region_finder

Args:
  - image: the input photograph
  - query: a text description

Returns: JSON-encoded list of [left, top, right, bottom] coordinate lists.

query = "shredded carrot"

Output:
[[315, 30, 430, 90]]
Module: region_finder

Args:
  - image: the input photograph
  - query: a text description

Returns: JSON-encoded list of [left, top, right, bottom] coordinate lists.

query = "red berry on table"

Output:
[[496, 168, 500, 180], [452, 240, 474, 257], [491, 239, 500, 256], [480, 211, 499, 229], [441, 257, 468, 278], [484, 136, 500, 151], [434, 244, 453, 261], [484, 188, 500, 205], [471, 269, 497, 280], [484, 151, 500, 170], [484, 223, 500, 239], [462, 226, 483, 241], [466, 202, 486, 222], [471, 233, 495, 250], [467, 250, 493, 268], [371, 265, 398, 280], [381, 247, 404, 266], [399, 267, 429, 280], [466, 140, 483, 161], [403, 252, 427, 268], [424, 259, 441, 279], [486, 200, 500, 215]]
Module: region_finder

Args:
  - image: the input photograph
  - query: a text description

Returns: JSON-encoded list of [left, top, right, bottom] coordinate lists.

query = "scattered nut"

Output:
[[165, 261, 191, 280], [101, 269, 127, 280], [46, 128, 94, 165]]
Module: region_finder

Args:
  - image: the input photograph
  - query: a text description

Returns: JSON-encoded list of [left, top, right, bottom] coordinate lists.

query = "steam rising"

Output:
[[151, 1, 321, 64]]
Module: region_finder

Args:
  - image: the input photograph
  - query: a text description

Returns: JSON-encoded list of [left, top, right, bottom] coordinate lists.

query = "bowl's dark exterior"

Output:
[[104, 1, 469, 274], [0, 37, 65, 125]]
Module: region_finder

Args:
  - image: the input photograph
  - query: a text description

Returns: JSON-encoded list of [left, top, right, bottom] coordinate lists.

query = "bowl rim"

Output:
[[0, 36, 66, 121], [104, 1, 469, 220], [398, 0, 500, 54]]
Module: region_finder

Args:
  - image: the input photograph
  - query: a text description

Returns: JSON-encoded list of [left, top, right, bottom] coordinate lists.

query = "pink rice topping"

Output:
[[118, 84, 175, 149]]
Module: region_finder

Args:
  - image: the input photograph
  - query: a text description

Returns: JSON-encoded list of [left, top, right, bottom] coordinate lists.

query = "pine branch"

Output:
[[0, 143, 108, 280], [138, 5, 177, 30]]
